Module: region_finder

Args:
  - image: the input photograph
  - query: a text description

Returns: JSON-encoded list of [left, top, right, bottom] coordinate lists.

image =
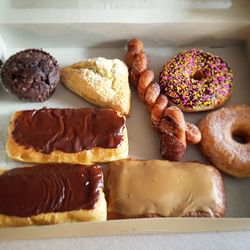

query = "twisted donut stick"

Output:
[[160, 107, 186, 160], [125, 38, 201, 161], [139, 69, 201, 144], [126, 40, 148, 87], [151, 94, 168, 126], [185, 122, 202, 144]]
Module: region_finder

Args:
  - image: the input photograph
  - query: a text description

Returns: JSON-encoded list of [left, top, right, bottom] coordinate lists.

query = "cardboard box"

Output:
[[0, 0, 249, 239]]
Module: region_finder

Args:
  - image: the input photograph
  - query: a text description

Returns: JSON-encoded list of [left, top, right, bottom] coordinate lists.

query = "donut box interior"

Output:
[[0, 0, 250, 240]]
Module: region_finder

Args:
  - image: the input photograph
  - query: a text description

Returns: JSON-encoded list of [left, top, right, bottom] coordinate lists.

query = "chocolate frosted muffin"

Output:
[[1, 49, 60, 102]]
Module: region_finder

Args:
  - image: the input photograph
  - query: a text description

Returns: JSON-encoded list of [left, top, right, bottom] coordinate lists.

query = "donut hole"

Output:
[[232, 131, 249, 144], [191, 69, 207, 81]]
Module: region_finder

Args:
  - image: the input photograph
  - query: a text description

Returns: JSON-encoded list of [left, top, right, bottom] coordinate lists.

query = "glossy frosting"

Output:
[[12, 108, 125, 154], [108, 159, 225, 217], [0, 164, 103, 217]]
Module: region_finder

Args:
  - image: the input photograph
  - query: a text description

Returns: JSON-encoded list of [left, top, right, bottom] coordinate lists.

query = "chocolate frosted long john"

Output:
[[0, 164, 107, 227], [6, 108, 128, 164]]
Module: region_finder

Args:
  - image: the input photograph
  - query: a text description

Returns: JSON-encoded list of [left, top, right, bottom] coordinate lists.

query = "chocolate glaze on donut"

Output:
[[159, 49, 233, 112]]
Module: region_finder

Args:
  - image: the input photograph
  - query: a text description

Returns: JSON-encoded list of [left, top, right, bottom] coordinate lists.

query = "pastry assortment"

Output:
[[0, 36, 249, 228], [0, 164, 106, 227], [1, 49, 60, 102], [61, 57, 131, 115], [107, 159, 225, 219], [7, 108, 128, 165], [125, 38, 201, 160], [199, 105, 250, 177]]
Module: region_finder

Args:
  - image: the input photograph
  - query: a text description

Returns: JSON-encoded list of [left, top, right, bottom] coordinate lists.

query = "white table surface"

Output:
[[1, 231, 250, 250]]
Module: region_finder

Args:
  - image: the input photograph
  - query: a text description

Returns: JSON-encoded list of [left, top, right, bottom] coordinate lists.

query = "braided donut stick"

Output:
[[138, 70, 155, 101], [185, 122, 202, 144], [137, 69, 201, 145], [125, 39, 148, 87], [126, 38, 201, 160], [159, 107, 186, 161], [158, 107, 186, 146], [151, 94, 168, 125]]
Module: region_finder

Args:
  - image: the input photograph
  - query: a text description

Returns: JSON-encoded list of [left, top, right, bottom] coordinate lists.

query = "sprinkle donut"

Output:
[[199, 105, 250, 177], [159, 49, 233, 112]]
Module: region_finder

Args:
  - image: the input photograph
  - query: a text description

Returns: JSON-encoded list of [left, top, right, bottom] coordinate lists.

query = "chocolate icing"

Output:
[[12, 108, 125, 154], [1, 49, 60, 102], [0, 164, 103, 217]]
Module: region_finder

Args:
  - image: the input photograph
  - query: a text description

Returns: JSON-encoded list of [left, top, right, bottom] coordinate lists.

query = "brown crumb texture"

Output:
[[1, 49, 60, 102]]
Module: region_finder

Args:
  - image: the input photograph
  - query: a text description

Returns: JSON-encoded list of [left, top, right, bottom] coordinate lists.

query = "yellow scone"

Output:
[[61, 57, 131, 115]]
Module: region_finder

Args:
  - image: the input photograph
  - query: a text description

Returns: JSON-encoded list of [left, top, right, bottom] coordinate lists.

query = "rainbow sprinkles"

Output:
[[159, 49, 233, 112]]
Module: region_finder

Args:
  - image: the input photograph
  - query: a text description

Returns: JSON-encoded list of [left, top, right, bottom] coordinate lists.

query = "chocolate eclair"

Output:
[[6, 107, 128, 165], [1, 49, 60, 102], [0, 163, 106, 227]]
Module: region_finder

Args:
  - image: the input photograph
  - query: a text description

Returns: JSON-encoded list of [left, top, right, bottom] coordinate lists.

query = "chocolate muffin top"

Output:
[[1, 49, 60, 102]]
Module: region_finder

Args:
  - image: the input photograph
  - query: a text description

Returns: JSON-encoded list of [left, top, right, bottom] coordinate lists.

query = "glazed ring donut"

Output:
[[159, 49, 233, 112], [199, 105, 250, 177]]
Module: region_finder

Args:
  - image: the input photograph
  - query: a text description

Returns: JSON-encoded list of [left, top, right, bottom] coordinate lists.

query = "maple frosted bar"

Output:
[[107, 159, 225, 219]]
